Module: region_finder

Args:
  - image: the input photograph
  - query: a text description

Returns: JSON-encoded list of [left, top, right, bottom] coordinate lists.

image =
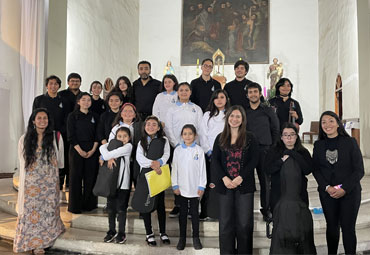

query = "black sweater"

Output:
[[268, 96, 303, 127], [313, 136, 364, 193], [265, 147, 313, 210], [211, 133, 259, 194], [97, 110, 118, 143], [224, 78, 253, 107], [190, 76, 221, 112]]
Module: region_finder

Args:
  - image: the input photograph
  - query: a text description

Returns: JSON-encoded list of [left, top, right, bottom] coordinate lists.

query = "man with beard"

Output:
[[244, 82, 280, 221], [224, 60, 254, 107], [132, 61, 161, 120]]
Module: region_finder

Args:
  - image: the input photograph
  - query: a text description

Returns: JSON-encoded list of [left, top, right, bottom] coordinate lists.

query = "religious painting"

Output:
[[181, 0, 269, 65]]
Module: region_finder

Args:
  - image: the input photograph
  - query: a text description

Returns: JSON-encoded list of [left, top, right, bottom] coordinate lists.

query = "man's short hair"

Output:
[[67, 73, 82, 82], [137, 60, 151, 69], [234, 60, 249, 73], [247, 82, 262, 93], [45, 75, 62, 88], [202, 58, 214, 65]]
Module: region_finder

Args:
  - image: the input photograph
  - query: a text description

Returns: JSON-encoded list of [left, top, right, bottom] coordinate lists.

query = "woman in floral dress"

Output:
[[14, 108, 65, 254]]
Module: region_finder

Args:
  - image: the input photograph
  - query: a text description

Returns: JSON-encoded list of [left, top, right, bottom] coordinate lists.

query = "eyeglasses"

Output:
[[282, 134, 297, 139], [202, 64, 213, 69]]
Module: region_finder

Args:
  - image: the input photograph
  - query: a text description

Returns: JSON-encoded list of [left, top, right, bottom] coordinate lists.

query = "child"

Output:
[[90, 80, 106, 116], [99, 127, 133, 244], [136, 116, 170, 246], [171, 124, 207, 250]]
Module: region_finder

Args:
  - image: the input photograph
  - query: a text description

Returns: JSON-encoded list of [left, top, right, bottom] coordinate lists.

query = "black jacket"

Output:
[[313, 136, 364, 193], [211, 133, 259, 194], [265, 146, 313, 210]]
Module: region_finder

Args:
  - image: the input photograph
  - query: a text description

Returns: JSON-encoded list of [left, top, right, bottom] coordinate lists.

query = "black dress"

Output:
[[270, 157, 316, 254]]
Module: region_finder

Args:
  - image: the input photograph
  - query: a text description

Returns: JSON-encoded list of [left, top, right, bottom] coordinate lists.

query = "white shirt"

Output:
[[152, 91, 178, 122], [99, 142, 133, 190], [164, 101, 203, 147], [109, 121, 134, 142], [171, 142, 207, 198], [136, 137, 170, 171], [199, 110, 226, 154]]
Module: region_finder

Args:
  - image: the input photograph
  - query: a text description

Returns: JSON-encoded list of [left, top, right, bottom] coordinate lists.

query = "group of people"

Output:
[[14, 58, 364, 255]]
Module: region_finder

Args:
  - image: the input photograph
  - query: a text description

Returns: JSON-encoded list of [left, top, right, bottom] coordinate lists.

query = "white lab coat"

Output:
[[152, 91, 178, 122]]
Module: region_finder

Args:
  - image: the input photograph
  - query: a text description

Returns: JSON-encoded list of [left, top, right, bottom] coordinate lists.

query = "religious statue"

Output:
[[163, 60, 175, 75], [267, 58, 283, 90], [103, 77, 114, 100]]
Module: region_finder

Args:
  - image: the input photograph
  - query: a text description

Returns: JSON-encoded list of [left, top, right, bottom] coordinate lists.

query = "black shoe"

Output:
[[176, 237, 186, 250], [115, 233, 127, 244], [193, 237, 202, 250], [199, 213, 208, 221], [146, 234, 157, 246], [169, 206, 180, 218], [103, 231, 117, 243], [160, 233, 170, 244]]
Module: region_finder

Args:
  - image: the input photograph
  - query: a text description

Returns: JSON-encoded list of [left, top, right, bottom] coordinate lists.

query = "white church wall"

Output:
[[139, 0, 319, 135], [318, 0, 360, 119], [0, 0, 23, 172], [66, 0, 140, 91]]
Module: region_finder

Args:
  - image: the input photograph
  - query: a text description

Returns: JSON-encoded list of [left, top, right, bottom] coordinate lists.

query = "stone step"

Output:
[[69, 201, 370, 237], [1, 210, 370, 255]]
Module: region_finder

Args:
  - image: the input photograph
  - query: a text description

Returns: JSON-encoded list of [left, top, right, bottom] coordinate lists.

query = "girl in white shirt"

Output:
[[199, 89, 230, 220], [99, 127, 132, 244], [165, 82, 203, 147], [152, 74, 178, 127], [136, 116, 170, 246], [171, 124, 207, 251]]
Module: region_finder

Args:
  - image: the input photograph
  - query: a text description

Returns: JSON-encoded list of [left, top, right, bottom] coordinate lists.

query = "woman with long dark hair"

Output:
[[265, 122, 316, 254], [199, 89, 230, 220], [313, 111, 364, 255], [113, 76, 133, 104], [14, 108, 65, 254], [67, 92, 99, 214], [211, 105, 259, 254]]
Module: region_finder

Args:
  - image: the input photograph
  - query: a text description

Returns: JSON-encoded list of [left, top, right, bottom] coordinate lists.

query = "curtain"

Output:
[[20, 0, 48, 127]]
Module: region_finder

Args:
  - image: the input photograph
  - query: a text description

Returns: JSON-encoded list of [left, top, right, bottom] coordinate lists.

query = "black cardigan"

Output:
[[210, 133, 259, 194], [312, 136, 364, 193], [265, 147, 313, 210]]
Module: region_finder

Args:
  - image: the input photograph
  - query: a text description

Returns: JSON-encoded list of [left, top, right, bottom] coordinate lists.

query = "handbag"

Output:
[[93, 139, 124, 197]]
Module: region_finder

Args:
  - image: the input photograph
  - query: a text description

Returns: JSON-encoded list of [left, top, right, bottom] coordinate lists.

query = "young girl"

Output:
[[164, 82, 203, 216], [199, 89, 230, 220], [99, 127, 133, 244], [110, 103, 142, 182], [136, 116, 170, 246], [113, 76, 133, 104], [67, 92, 99, 214], [97, 92, 123, 144], [89, 81, 106, 116], [171, 124, 207, 250], [165, 82, 203, 148], [152, 74, 178, 127]]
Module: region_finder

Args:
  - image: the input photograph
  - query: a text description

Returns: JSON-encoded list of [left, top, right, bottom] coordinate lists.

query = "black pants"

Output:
[[142, 191, 166, 235], [68, 144, 98, 213], [200, 157, 211, 216], [107, 189, 130, 234], [59, 132, 70, 189], [179, 196, 200, 238], [219, 190, 254, 255], [319, 186, 361, 255], [256, 145, 269, 214]]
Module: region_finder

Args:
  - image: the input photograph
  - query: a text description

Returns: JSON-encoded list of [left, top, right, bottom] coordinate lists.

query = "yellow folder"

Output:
[[145, 164, 172, 197]]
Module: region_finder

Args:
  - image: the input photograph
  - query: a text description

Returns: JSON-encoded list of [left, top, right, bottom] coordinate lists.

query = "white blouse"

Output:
[[199, 110, 226, 154], [152, 91, 178, 123], [164, 101, 203, 147]]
